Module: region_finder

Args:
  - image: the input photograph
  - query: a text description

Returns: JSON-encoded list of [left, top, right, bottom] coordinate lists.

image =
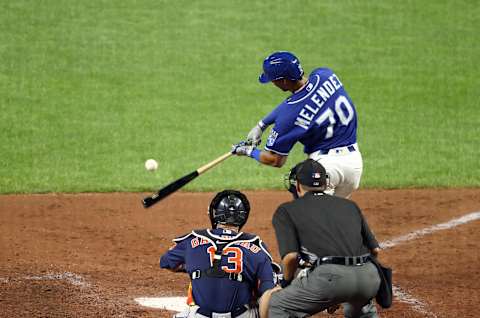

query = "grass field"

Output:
[[1, 0, 479, 193]]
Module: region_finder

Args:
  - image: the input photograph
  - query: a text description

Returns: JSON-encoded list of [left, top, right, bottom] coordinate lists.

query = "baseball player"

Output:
[[160, 190, 278, 318], [232, 51, 362, 198]]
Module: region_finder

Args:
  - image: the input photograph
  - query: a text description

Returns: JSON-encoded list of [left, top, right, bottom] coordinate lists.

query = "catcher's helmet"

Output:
[[259, 51, 304, 84], [209, 190, 250, 230]]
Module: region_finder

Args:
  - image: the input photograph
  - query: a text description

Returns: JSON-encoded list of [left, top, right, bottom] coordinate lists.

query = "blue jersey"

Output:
[[160, 228, 275, 312], [262, 68, 358, 155]]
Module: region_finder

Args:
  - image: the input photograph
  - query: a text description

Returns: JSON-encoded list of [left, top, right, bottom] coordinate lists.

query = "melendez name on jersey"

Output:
[[262, 68, 358, 155]]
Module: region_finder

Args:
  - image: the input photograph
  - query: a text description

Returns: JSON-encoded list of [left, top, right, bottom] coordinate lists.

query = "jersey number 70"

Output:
[[315, 95, 354, 139]]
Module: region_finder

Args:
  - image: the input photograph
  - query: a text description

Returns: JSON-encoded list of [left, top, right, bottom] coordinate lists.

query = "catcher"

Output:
[[160, 190, 278, 318]]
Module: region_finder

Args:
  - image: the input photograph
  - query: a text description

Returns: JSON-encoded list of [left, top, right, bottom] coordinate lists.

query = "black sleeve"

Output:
[[272, 205, 299, 258], [356, 204, 379, 250]]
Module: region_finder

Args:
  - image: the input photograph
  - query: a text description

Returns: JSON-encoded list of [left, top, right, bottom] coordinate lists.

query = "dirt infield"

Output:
[[1, 189, 479, 317]]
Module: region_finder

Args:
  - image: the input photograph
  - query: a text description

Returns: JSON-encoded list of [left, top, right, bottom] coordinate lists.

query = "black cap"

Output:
[[296, 159, 327, 187]]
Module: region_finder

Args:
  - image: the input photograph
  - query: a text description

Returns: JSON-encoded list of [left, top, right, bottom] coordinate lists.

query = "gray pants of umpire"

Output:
[[269, 262, 381, 318]]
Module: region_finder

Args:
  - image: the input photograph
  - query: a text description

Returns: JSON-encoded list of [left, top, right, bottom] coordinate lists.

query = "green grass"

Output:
[[0, 0, 479, 193]]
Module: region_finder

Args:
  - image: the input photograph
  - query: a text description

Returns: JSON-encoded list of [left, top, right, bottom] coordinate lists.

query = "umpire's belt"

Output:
[[316, 254, 370, 266], [197, 305, 248, 318]]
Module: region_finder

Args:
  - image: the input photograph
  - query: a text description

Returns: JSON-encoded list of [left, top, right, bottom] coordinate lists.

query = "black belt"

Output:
[[316, 255, 371, 266], [190, 269, 244, 282], [197, 305, 248, 318], [317, 145, 356, 155]]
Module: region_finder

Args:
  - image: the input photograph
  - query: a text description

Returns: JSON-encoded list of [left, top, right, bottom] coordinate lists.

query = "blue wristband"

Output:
[[249, 148, 261, 162]]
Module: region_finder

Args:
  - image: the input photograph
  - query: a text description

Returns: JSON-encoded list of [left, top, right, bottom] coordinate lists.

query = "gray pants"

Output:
[[269, 262, 381, 318]]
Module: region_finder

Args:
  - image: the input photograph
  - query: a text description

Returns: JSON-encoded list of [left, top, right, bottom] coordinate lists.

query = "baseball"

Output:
[[145, 159, 158, 171]]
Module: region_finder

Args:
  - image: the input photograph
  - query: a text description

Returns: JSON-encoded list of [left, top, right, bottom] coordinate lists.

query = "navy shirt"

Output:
[[262, 68, 358, 155], [272, 193, 379, 262], [160, 228, 275, 312]]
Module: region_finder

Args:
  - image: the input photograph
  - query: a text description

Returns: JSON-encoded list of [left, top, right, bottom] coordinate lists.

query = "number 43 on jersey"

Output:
[[207, 246, 243, 273]]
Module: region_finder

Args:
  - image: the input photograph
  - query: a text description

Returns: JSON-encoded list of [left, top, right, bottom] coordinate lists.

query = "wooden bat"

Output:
[[142, 151, 233, 208]]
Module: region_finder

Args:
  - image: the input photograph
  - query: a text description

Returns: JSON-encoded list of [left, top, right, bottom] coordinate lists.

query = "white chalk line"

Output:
[[380, 212, 480, 249], [392, 285, 437, 318], [135, 211, 480, 314], [0, 271, 90, 288], [25, 271, 90, 287], [380, 211, 480, 316]]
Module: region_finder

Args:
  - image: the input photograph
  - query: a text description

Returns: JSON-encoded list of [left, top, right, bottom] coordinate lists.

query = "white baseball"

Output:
[[145, 159, 158, 171]]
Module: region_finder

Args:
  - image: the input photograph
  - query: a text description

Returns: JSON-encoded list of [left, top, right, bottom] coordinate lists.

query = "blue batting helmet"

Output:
[[258, 51, 304, 84]]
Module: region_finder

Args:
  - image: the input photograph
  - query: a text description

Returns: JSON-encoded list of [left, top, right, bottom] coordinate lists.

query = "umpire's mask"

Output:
[[284, 162, 302, 199], [284, 160, 328, 199]]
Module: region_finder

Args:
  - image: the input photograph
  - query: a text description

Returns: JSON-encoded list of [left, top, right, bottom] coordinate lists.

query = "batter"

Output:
[[232, 51, 362, 198]]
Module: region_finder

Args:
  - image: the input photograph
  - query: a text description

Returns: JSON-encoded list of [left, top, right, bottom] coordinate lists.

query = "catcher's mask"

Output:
[[209, 190, 250, 230]]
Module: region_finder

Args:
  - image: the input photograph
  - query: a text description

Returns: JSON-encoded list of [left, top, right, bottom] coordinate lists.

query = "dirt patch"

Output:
[[1, 189, 479, 317]]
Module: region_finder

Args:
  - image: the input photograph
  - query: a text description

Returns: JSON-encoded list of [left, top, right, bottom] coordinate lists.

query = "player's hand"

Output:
[[298, 259, 314, 269], [371, 247, 381, 257], [246, 123, 264, 146], [279, 278, 292, 288], [231, 141, 254, 156], [172, 264, 186, 272], [327, 304, 340, 314]]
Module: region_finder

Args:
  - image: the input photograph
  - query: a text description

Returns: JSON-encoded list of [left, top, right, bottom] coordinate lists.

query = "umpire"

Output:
[[265, 159, 382, 318]]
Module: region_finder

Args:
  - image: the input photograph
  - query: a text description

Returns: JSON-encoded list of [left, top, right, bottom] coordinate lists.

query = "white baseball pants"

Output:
[[308, 143, 363, 198]]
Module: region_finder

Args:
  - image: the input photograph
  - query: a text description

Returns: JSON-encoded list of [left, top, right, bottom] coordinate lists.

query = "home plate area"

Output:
[[135, 297, 188, 312], [1, 189, 479, 317], [135, 211, 480, 317]]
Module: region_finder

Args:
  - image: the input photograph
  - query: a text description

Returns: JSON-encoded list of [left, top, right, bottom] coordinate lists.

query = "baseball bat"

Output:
[[142, 151, 233, 208]]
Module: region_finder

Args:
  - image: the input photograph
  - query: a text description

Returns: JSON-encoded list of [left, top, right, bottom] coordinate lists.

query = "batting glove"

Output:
[[246, 121, 266, 147], [231, 141, 254, 156]]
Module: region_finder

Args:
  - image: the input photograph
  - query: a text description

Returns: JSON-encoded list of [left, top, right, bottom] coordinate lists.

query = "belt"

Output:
[[190, 269, 244, 282], [315, 144, 357, 155], [316, 255, 371, 266], [196, 305, 248, 318]]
